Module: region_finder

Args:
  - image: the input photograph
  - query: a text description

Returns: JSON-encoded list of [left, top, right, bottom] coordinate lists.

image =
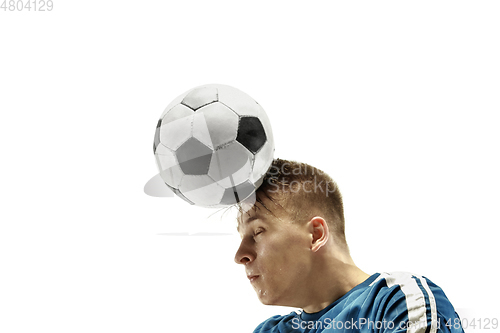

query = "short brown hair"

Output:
[[254, 158, 347, 246]]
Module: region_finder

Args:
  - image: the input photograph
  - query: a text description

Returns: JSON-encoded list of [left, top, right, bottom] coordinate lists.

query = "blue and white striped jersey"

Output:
[[253, 272, 464, 333]]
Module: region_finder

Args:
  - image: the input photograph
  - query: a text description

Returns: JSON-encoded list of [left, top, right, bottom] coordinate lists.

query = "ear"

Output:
[[309, 216, 329, 252]]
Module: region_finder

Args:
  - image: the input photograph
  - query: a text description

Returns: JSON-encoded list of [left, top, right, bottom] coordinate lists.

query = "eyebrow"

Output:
[[237, 215, 262, 233]]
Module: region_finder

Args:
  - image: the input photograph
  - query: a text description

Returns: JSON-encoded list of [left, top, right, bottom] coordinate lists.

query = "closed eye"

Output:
[[253, 228, 264, 238]]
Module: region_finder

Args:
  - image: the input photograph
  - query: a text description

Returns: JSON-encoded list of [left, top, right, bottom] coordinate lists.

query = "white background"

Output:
[[1, 1, 499, 332]]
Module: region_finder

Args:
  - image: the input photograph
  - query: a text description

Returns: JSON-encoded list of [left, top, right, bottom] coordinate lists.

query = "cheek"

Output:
[[258, 231, 310, 272], [254, 232, 311, 303]]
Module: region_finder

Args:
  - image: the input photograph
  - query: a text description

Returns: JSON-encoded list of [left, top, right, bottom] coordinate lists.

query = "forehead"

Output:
[[236, 192, 287, 232]]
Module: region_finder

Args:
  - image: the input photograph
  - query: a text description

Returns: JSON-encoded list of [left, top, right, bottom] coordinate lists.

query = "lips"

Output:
[[247, 275, 259, 282]]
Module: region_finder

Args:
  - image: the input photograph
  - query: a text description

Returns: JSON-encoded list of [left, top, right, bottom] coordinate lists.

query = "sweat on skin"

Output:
[[234, 192, 370, 314]]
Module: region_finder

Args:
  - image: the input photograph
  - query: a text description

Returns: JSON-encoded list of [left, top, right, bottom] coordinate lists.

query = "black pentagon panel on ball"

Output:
[[175, 137, 213, 175], [236, 116, 267, 154], [181, 86, 218, 111], [153, 119, 161, 153], [219, 181, 256, 206]]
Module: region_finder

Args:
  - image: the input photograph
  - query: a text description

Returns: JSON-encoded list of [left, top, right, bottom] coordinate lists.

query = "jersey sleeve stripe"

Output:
[[384, 272, 428, 333], [414, 277, 433, 333], [414, 275, 439, 333]]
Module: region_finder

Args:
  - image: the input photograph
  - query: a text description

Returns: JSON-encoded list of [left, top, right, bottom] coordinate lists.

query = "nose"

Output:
[[234, 241, 255, 265]]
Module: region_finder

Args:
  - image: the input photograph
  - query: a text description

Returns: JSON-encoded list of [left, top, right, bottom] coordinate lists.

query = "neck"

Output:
[[301, 255, 371, 314]]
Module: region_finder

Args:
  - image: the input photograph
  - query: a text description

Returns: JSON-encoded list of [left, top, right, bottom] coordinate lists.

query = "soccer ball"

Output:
[[153, 84, 274, 207]]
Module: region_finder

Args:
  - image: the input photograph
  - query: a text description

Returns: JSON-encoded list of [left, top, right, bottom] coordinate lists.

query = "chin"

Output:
[[258, 292, 299, 308], [257, 293, 280, 306], [258, 297, 273, 306]]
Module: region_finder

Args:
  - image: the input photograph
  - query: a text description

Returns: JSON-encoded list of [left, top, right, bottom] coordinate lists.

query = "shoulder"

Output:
[[372, 272, 456, 310], [371, 272, 463, 332]]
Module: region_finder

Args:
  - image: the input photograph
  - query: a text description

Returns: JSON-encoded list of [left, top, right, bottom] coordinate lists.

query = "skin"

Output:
[[234, 192, 371, 314]]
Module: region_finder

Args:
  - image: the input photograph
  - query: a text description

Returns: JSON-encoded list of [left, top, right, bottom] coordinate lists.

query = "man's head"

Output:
[[234, 159, 351, 308]]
